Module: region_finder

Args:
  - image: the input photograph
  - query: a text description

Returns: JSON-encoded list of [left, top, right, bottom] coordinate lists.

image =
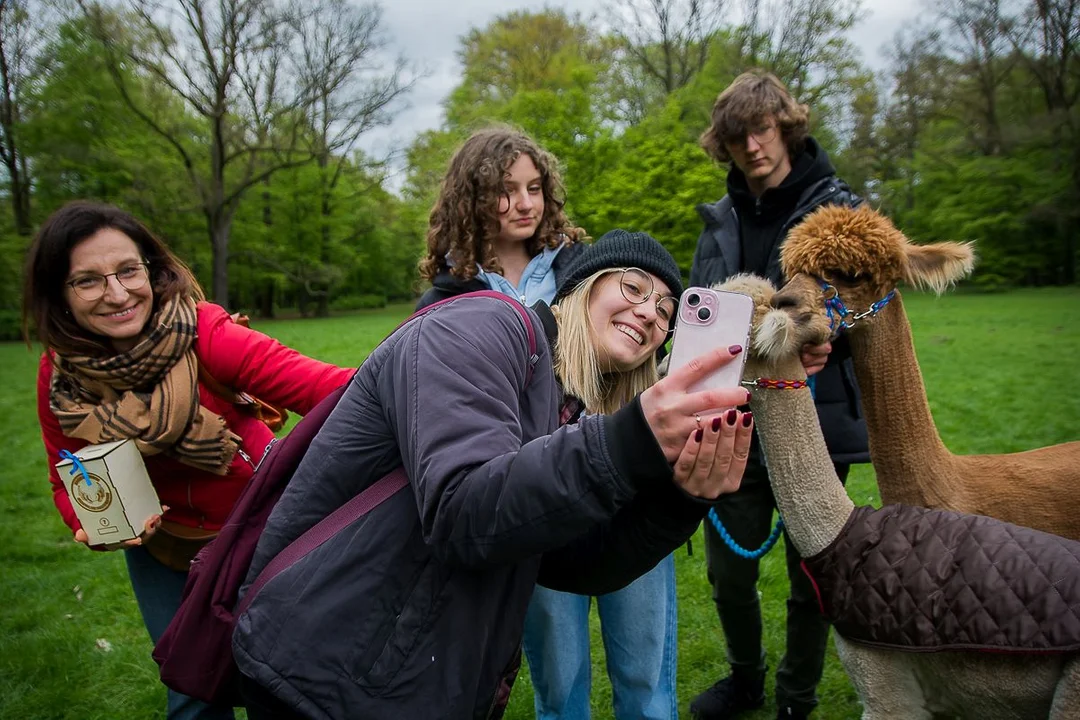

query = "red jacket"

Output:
[[39, 302, 353, 533]]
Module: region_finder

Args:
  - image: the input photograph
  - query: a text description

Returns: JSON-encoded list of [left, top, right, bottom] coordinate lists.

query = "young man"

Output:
[[688, 70, 870, 720]]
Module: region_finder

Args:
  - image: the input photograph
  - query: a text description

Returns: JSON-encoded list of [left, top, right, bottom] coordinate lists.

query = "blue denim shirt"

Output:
[[477, 245, 564, 305]]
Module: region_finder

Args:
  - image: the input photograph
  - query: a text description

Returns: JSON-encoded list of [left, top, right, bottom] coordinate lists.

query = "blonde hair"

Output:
[[552, 269, 659, 415]]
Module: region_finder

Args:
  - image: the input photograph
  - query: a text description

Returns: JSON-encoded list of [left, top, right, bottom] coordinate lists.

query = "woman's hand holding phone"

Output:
[[673, 407, 753, 499], [639, 344, 752, 464], [638, 286, 757, 498]]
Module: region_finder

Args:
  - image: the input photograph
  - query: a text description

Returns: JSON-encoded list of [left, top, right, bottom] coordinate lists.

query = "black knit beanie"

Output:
[[554, 229, 684, 304]]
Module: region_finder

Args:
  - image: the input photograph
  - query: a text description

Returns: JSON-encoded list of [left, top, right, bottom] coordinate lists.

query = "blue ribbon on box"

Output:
[[59, 449, 92, 487]]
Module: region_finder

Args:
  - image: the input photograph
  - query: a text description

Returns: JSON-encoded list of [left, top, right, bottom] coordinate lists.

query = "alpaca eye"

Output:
[[831, 271, 860, 284]]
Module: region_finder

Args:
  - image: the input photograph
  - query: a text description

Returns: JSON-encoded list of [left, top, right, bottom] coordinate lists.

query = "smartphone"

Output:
[[667, 287, 754, 393]]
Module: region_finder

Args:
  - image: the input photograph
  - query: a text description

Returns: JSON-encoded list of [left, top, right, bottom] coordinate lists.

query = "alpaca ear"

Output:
[[902, 241, 975, 294]]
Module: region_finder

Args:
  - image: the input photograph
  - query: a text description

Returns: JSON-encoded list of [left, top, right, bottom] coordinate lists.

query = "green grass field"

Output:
[[1, 287, 1077, 720]]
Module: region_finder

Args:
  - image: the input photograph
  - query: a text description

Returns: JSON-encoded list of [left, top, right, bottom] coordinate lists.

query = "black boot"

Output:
[[689, 667, 766, 719]]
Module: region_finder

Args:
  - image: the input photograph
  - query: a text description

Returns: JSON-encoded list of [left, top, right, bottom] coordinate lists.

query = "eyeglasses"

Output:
[[725, 123, 777, 149], [66, 263, 150, 301], [618, 268, 678, 331]]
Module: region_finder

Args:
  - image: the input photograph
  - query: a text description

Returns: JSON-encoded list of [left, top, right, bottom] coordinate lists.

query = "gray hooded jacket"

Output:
[[232, 295, 706, 719]]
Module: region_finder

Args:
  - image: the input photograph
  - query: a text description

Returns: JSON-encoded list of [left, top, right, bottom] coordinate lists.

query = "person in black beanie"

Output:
[[524, 228, 686, 720], [555, 228, 684, 304], [688, 70, 870, 720]]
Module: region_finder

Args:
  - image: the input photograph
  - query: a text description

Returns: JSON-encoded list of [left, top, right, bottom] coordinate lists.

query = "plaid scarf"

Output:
[[49, 297, 240, 475]]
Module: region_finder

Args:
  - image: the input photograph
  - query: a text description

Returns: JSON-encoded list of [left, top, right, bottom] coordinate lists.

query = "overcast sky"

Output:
[[361, 0, 921, 186]]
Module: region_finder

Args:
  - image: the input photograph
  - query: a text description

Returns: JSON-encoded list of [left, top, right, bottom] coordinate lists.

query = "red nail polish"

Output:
[[744, 390, 752, 403], [712, 416, 722, 431], [728, 344, 743, 355], [742, 412, 753, 427], [695, 428, 703, 442], [725, 409, 737, 426]]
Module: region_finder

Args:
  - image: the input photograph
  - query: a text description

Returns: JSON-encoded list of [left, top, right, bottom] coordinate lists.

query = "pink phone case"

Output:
[[667, 287, 754, 393]]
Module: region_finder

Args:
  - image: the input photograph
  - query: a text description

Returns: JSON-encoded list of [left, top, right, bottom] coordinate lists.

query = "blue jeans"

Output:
[[125, 546, 235, 720], [522, 554, 678, 720]]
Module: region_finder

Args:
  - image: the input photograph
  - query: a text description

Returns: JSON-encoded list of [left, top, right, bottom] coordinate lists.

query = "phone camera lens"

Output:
[[687, 293, 701, 307], [697, 307, 711, 321]]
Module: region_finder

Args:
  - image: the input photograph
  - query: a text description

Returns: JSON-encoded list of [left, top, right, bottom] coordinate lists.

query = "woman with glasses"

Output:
[[234, 228, 754, 719], [22, 201, 353, 720], [417, 127, 682, 719]]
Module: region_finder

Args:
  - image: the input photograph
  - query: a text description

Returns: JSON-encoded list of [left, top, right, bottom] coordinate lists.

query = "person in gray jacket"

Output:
[[233, 230, 755, 720]]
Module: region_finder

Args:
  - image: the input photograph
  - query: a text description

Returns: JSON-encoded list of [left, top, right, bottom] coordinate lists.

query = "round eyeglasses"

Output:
[[618, 268, 678, 331], [66, 262, 150, 302], [725, 123, 777, 149]]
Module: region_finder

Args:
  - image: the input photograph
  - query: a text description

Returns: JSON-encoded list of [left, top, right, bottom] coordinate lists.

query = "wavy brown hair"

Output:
[[22, 200, 204, 356], [700, 69, 810, 164], [419, 127, 586, 283]]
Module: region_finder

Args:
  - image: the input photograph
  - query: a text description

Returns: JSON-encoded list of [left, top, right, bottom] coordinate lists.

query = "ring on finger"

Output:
[[694, 413, 702, 430]]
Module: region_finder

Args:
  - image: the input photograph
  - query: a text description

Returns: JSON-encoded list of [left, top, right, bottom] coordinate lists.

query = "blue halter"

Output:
[[818, 277, 896, 334]]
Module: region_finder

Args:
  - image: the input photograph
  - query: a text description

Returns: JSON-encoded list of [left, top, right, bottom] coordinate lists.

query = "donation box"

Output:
[[55, 439, 162, 546]]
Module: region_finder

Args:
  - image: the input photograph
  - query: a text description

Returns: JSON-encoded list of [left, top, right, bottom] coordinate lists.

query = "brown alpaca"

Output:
[[769, 204, 1080, 540], [721, 273, 1080, 720]]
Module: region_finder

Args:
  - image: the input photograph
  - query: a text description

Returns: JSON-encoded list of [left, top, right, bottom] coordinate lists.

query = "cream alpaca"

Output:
[[768, 204, 1080, 539], [722, 273, 1080, 720]]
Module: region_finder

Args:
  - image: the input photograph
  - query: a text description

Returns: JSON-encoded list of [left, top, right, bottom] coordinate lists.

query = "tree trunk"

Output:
[[298, 287, 311, 318], [1064, 220, 1077, 285], [314, 151, 332, 318], [258, 279, 276, 319], [6, 156, 29, 235], [316, 199, 331, 318], [210, 214, 231, 308]]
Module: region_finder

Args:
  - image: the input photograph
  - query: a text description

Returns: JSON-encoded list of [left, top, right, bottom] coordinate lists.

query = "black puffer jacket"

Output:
[[691, 138, 869, 464]]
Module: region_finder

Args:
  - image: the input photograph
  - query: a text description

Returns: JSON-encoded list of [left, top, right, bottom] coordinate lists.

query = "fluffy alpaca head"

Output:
[[781, 204, 975, 298], [774, 205, 976, 339], [713, 274, 808, 368]]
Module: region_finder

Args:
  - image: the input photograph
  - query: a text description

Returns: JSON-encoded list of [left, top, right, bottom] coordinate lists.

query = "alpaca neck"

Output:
[[847, 292, 956, 506], [748, 357, 855, 556]]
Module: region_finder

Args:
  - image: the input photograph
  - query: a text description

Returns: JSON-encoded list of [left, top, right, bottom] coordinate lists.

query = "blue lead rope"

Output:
[[59, 450, 92, 486], [708, 507, 785, 559]]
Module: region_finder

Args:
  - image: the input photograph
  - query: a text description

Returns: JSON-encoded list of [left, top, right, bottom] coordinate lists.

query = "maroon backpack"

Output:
[[152, 291, 539, 705]]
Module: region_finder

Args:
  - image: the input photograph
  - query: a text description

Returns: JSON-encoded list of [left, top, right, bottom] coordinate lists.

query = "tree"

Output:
[[25, 14, 198, 224], [938, 0, 1013, 155], [877, 25, 947, 215], [602, 0, 729, 123], [444, 8, 605, 126], [289, 0, 411, 315], [0, 0, 45, 235], [407, 9, 614, 234], [737, 0, 864, 109], [831, 70, 880, 198], [82, 0, 409, 307], [1003, 0, 1080, 282]]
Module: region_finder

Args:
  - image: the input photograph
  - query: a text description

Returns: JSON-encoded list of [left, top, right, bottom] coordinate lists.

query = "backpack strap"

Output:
[[404, 290, 540, 385], [237, 467, 409, 617]]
